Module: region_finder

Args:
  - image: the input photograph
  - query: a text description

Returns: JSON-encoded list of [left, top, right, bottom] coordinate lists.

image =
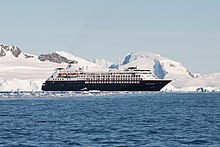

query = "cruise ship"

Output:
[[42, 61, 171, 91]]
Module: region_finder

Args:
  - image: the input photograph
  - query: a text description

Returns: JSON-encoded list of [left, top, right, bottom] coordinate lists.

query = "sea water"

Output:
[[0, 92, 220, 146]]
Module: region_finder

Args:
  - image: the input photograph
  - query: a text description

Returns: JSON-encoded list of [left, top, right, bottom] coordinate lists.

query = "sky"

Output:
[[0, 0, 220, 74]]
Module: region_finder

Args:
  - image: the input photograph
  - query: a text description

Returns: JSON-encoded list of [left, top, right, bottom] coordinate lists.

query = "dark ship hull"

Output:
[[42, 80, 171, 91]]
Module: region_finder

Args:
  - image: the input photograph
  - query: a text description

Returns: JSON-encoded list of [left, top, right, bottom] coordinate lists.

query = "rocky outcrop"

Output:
[[38, 52, 72, 63], [0, 43, 22, 57], [24, 53, 34, 59], [0, 48, 6, 57]]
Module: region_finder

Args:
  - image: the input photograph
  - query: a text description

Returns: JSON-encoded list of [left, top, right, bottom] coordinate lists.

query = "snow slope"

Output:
[[54, 51, 106, 72], [0, 50, 66, 91], [89, 59, 114, 68], [121, 51, 220, 92], [121, 51, 193, 85], [0, 51, 65, 80], [0, 44, 106, 91]]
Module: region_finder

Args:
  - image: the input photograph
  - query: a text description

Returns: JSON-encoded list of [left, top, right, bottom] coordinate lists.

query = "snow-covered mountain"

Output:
[[0, 43, 35, 59], [0, 43, 105, 91], [0, 44, 64, 91], [121, 51, 194, 86], [121, 51, 220, 91], [0, 43, 219, 92], [0, 43, 22, 57]]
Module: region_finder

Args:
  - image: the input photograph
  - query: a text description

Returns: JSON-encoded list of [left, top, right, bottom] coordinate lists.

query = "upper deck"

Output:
[[47, 64, 158, 83]]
